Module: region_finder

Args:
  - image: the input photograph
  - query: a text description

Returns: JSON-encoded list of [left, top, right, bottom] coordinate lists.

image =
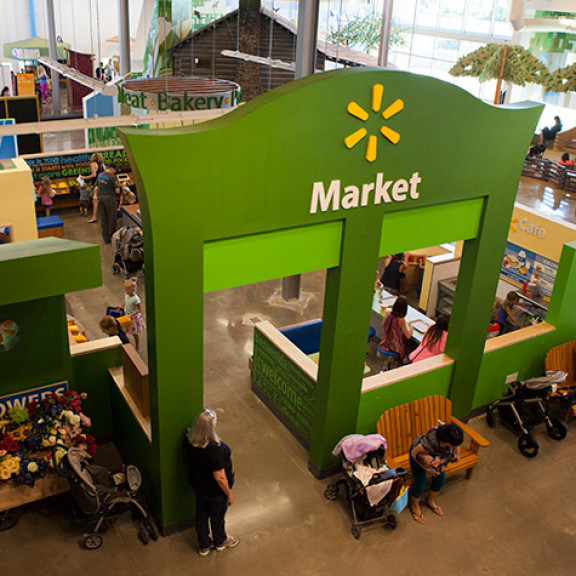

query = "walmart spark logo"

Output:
[[344, 84, 404, 163]]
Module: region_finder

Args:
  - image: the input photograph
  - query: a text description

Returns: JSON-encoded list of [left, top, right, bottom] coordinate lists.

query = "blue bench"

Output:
[[37, 216, 64, 238], [280, 319, 322, 355], [280, 320, 377, 355]]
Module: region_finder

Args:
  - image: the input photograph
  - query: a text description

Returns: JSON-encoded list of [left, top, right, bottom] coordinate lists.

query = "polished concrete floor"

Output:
[[5, 167, 576, 573]]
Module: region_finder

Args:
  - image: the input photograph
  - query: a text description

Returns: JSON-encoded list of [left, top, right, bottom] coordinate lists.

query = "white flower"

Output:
[[62, 410, 73, 420], [69, 415, 81, 427], [27, 462, 39, 473], [48, 435, 56, 444]]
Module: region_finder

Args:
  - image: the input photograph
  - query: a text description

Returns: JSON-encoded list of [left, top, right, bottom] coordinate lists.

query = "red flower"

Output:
[[0, 435, 19, 453]]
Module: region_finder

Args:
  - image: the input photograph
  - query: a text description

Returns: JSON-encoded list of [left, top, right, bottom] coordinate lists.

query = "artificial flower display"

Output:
[[0, 391, 96, 487]]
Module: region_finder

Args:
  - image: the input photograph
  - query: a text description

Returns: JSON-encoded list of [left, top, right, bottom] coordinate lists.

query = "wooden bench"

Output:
[[376, 395, 489, 481], [545, 340, 576, 421]]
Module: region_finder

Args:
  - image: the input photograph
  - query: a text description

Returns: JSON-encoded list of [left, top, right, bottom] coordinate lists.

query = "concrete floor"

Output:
[[3, 180, 576, 574]]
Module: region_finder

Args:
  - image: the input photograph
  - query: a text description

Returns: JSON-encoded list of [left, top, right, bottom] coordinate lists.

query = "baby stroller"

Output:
[[324, 434, 411, 539], [111, 226, 144, 278], [54, 447, 158, 549], [486, 371, 569, 458]]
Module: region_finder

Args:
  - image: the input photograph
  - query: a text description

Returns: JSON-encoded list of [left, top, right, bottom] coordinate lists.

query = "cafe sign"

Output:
[[118, 77, 241, 112]]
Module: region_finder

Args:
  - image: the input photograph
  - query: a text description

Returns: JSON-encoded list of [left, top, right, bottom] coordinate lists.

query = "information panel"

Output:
[[251, 329, 315, 447], [24, 147, 131, 184], [501, 241, 558, 299]]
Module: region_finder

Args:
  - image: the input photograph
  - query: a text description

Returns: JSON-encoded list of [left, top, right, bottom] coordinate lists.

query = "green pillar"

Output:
[[309, 215, 382, 475]]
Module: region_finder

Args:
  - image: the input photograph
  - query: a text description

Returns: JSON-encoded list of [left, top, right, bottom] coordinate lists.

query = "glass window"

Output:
[[411, 35, 435, 57], [414, 0, 439, 30], [439, 0, 465, 32], [493, 0, 513, 37], [465, 0, 492, 35]]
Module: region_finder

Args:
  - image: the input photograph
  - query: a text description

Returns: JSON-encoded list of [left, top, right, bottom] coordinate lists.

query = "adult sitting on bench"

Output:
[[540, 116, 562, 147]]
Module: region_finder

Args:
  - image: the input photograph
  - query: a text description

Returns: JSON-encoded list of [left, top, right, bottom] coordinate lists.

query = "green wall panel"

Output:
[[0, 297, 71, 394], [204, 221, 342, 292], [70, 347, 123, 439], [379, 198, 483, 256], [357, 365, 453, 434], [0, 239, 101, 306]]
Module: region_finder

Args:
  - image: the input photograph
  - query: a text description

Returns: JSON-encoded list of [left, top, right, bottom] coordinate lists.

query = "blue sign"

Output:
[[0, 118, 18, 160], [0, 382, 68, 418], [501, 241, 558, 299]]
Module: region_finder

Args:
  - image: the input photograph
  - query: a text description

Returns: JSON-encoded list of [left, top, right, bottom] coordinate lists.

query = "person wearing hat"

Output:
[[95, 163, 120, 243]]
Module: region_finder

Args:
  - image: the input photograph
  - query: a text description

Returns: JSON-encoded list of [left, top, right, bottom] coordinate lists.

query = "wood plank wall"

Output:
[[173, 14, 326, 99]]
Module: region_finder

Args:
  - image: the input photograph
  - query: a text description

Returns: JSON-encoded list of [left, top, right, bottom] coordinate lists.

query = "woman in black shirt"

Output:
[[185, 409, 238, 556]]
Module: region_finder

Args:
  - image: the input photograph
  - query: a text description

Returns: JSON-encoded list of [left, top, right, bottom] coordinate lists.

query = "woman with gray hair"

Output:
[[184, 409, 238, 556]]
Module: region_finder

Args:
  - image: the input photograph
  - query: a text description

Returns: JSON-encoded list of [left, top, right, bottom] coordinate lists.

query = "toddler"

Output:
[[99, 315, 129, 345], [124, 279, 145, 353], [39, 177, 55, 217], [78, 175, 91, 216]]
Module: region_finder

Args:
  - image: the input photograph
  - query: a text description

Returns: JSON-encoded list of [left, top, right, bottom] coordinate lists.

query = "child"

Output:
[[78, 175, 91, 216], [559, 153, 574, 170], [124, 279, 145, 353], [497, 292, 521, 334], [39, 177, 55, 217], [119, 185, 136, 206], [99, 315, 130, 345]]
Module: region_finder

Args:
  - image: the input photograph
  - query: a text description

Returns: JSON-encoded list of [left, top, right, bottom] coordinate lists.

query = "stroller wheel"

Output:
[[0, 510, 18, 532], [144, 517, 160, 541], [485, 406, 496, 428], [351, 525, 361, 540], [138, 524, 151, 545], [518, 434, 539, 458], [84, 533, 103, 550], [387, 514, 398, 529], [324, 484, 339, 501], [546, 419, 568, 441]]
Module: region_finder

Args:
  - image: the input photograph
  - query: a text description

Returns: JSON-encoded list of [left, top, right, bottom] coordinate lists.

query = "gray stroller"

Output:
[[55, 447, 158, 549]]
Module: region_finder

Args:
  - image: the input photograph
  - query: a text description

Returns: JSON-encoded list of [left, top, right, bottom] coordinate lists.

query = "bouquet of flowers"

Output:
[[0, 391, 96, 487]]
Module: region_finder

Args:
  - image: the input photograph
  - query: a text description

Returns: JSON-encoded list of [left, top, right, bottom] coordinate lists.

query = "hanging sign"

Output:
[[118, 77, 242, 112]]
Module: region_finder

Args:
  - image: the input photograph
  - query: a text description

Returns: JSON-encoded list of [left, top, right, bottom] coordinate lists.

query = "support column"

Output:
[[286, 0, 320, 299], [377, 0, 394, 68], [308, 216, 382, 476], [295, 0, 320, 79], [45, 0, 60, 115], [119, 0, 131, 76]]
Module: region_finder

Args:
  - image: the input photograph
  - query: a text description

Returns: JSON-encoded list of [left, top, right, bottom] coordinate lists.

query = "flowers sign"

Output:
[[0, 391, 96, 487]]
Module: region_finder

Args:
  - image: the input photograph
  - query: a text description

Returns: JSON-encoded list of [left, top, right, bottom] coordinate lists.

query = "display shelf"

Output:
[[0, 474, 69, 513], [436, 277, 458, 318]]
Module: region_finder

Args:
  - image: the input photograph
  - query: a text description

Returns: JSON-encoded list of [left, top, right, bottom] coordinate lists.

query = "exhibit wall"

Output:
[[0, 239, 120, 439], [120, 68, 542, 529]]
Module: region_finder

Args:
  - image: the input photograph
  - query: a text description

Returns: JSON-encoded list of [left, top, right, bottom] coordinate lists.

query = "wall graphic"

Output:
[[501, 241, 558, 299], [251, 329, 315, 447]]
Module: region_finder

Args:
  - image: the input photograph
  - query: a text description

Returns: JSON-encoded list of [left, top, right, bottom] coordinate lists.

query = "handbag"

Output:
[[389, 485, 409, 514]]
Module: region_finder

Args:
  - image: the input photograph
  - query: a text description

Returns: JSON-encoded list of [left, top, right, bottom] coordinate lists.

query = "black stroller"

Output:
[[324, 434, 411, 539], [54, 447, 158, 549], [486, 371, 569, 458], [111, 226, 144, 278]]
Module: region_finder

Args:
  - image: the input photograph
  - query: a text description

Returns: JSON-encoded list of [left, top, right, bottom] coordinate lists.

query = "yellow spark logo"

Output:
[[345, 84, 404, 163], [510, 217, 519, 233]]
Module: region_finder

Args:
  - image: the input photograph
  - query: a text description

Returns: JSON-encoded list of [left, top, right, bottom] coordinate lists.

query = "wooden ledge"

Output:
[[361, 354, 454, 393], [108, 365, 152, 442], [70, 336, 123, 358], [256, 321, 318, 380], [484, 322, 555, 353]]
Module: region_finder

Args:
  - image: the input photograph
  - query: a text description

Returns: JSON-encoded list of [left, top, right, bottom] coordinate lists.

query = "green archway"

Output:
[[120, 68, 541, 529]]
